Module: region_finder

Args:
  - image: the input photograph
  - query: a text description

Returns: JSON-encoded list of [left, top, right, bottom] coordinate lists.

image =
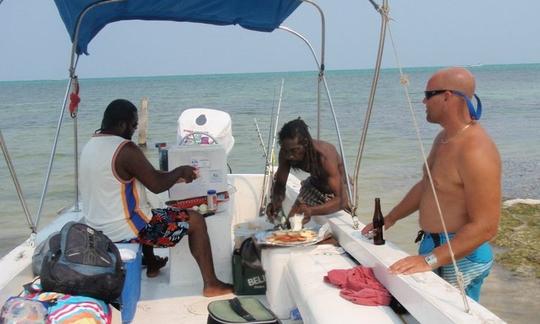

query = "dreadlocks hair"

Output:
[[97, 99, 137, 133], [278, 118, 324, 178]]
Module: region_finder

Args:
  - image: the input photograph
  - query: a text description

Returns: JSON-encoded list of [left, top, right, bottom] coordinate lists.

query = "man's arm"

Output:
[[361, 179, 424, 235], [361, 133, 441, 236], [389, 136, 501, 274], [116, 142, 196, 194], [267, 149, 290, 217]]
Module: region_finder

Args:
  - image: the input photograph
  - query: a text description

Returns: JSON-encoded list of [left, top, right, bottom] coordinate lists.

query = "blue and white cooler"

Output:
[[116, 243, 142, 324]]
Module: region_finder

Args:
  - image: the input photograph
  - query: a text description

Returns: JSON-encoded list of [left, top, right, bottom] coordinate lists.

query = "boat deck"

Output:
[[0, 174, 504, 323], [116, 249, 301, 324]]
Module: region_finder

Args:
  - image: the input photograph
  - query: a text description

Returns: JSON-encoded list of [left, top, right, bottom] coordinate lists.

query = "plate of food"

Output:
[[255, 228, 321, 247]]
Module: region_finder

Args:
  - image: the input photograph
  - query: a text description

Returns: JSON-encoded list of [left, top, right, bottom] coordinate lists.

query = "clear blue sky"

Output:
[[1, 0, 539, 81]]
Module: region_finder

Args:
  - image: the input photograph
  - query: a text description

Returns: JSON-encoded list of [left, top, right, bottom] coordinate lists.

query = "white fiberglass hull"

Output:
[[0, 174, 504, 323]]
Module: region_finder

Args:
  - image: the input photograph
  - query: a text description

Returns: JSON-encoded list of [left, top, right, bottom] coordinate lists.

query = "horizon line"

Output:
[[1, 62, 539, 83]]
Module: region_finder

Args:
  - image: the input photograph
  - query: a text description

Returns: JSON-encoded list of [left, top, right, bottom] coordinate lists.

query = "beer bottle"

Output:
[[373, 198, 385, 245]]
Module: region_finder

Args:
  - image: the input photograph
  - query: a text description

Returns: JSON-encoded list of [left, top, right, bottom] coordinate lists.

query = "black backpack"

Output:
[[40, 222, 125, 303]]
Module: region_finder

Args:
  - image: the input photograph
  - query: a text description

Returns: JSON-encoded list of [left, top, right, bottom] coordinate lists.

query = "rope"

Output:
[[384, 8, 471, 313]]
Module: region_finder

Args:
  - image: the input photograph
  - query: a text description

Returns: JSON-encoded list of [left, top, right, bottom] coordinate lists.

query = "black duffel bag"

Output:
[[40, 222, 125, 303]]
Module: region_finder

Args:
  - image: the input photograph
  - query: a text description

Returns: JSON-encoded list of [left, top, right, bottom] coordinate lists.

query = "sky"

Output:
[[0, 0, 539, 81]]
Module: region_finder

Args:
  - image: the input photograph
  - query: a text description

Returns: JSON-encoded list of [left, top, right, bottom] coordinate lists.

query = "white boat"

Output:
[[0, 1, 505, 323]]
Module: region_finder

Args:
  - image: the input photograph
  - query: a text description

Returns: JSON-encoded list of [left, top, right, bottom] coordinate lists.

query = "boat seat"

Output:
[[261, 245, 321, 319], [285, 250, 403, 324]]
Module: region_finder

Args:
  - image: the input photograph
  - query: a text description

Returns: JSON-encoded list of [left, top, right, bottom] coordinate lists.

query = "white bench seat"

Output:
[[286, 252, 402, 324]]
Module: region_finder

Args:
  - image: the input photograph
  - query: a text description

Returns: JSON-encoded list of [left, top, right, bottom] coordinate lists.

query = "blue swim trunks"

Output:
[[418, 231, 493, 301]]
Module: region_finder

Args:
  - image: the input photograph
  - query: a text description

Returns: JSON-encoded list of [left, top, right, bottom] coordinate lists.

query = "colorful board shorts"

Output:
[[134, 208, 190, 248], [418, 231, 493, 301], [296, 176, 334, 206]]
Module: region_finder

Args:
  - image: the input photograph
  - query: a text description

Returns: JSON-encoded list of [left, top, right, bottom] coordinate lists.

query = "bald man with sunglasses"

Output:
[[362, 67, 501, 301]]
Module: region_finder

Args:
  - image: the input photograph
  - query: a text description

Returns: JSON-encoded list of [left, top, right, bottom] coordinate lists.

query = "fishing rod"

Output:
[[255, 117, 271, 216], [269, 79, 285, 177], [254, 118, 267, 159], [258, 87, 277, 216], [258, 80, 285, 222], [266, 79, 286, 227]]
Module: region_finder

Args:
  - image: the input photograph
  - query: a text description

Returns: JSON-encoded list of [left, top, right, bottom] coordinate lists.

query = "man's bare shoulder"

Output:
[[116, 140, 148, 166], [313, 139, 339, 156], [459, 125, 501, 167], [117, 140, 138, 156]]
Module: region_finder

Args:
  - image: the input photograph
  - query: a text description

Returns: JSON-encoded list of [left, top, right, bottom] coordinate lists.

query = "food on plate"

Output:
[[266, 229, 317, 244]]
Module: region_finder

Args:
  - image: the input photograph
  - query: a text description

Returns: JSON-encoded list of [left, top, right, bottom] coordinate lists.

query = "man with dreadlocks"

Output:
[[266, 118, 348, 225]]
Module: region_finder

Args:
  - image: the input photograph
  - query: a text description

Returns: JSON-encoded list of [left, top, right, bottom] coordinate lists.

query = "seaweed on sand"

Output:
[[492, 203, 540, 278]]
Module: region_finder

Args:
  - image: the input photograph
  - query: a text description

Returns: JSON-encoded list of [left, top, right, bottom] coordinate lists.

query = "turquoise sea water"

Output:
[[1, 64, 539, 258]]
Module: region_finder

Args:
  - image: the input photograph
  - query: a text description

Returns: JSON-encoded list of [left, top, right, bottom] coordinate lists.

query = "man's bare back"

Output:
[[301, 139, 344, 194]]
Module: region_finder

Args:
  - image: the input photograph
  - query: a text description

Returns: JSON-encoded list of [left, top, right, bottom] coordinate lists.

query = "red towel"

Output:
[[324, 266, 391, 306]]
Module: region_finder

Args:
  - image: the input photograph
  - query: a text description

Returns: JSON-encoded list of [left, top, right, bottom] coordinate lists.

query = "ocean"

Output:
[[1, 64, 539, 321], [1, 64, 539, 253]]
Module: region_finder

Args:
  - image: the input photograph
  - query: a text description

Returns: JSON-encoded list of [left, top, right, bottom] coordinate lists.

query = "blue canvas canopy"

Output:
[[54, 0, 302, 55]]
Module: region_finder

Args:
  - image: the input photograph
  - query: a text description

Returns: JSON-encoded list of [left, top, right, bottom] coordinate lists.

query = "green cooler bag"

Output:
[[207, 297, 278, 324], [232, 238, 266, 295]]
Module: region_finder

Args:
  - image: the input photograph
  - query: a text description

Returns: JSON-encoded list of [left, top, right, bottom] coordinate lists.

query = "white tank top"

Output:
[[80, 134, 151, 242]]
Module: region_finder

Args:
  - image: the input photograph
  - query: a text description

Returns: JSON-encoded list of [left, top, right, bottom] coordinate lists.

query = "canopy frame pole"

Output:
[[69, 0, 126, 71], [34, 71, 77, 228], [1, 130, 36, 233], [279, 23, 356, 228], [301, 0, 325, 140], [35, 0, 125, 229], [351, 0, 389, 219]]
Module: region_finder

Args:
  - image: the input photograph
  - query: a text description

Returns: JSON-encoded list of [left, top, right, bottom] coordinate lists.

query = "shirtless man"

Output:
[[362, 67, 501, 301], [266, 118, 348, 224], [80, 99, 232, 297]]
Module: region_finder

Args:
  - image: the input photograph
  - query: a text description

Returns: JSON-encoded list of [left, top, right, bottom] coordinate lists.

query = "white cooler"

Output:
[[167, 144, 228, 200]]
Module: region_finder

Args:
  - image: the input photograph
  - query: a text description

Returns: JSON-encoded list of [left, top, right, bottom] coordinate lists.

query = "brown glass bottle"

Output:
[[373, 198, 385, 245]]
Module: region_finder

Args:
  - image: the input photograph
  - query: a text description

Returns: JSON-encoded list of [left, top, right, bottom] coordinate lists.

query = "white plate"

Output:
[[254, 228, 322, 247]]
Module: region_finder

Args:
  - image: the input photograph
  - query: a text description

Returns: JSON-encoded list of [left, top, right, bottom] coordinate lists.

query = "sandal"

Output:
[[146, 256, 168, 278]]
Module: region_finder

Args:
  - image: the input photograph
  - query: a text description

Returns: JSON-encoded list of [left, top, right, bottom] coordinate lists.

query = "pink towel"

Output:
[[324, 266, 391, 306]]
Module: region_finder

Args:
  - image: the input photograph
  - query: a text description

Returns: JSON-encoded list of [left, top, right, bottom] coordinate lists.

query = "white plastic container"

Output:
[[167, 144, 228, 200]]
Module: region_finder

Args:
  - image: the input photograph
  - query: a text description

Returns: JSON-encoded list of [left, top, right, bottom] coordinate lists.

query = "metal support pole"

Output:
[[352, 0, 389, 219], [302, 0, 326, 139], [279, 15, 355, 227], [73, 104, 80, 212], [34, 79, 73, 228], [1, 130, 36, 233]]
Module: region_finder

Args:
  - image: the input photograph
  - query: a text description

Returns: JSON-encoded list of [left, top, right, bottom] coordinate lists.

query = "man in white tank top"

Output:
[[80, 99, 232, 297]]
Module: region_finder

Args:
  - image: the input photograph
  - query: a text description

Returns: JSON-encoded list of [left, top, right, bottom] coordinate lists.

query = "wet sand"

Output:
[[369, 210, 539, 324], [481, 264, 540, 323]]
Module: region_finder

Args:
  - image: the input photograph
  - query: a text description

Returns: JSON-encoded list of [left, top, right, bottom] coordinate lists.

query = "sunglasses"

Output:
[[424, 89, 450, 100], [423, 89, 483, 120]]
